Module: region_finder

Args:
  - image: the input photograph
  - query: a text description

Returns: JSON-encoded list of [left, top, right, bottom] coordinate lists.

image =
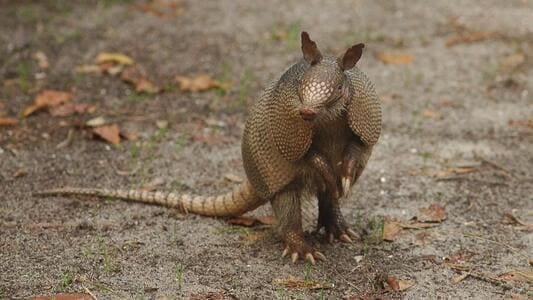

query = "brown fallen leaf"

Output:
[[175, 74, 222, 92], [444, 250, 476, 264], [434, 166, 479, 178], [96, 52, 134, 66], [375, 52, 414, 65], [135, 0, 185, 18], [509, 119, 533, 129], [23, 90, 74, 117], [120, 129, 138, 141], [446, 31, 498, 47], [120, 66, 160, 94], [240, 232, 263, 242], [382, 219, 402, 241], [500, 53, 525, 72], [421, 109, 442, 119], [502, 212, 533, 232], [92, 124, 121, 145], [384, 276, 415, 291], [452, 272, 469, 284], [32, 293, 94, 300], [224, 173, 243, 183], [13, 169, 28, 178], [0, 116, 18, 126], [497, 269, 533, 284], [417, 204, 447, 223], [273, 275, 332, 290], [228, 216, 256, 227], [48, 103, 96, 117]]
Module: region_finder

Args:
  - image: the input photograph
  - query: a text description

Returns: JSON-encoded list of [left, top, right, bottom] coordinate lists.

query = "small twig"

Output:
[[463, 233, 529, 260], [83, 285, 98, 300], [474, 154, 517, 178], [112, 163, 140, 176], [435, 176, 509, 186], [448, 264, 526, 293], [56, 129, 74, 149]]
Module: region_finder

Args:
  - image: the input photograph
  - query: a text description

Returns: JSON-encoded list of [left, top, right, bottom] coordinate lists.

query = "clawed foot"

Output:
[[281, 232, 326, 265], [325, 227, 359, 244], [316, 208, 360, 244]]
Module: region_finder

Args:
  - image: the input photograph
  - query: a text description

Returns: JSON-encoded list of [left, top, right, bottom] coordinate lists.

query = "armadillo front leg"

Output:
[[271, 188, 326, 264], [341, 140, 371, 196]]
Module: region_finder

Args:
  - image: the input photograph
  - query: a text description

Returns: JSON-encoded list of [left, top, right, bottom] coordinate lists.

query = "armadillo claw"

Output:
[[346, 228, 359, 239], [305, 253, 316, 265], [282, 247, 290, 258], [339, 233, 353, 243], [291, 252, 299, 264], [314, 251, 327, 261], [342, 177, 351, 197]]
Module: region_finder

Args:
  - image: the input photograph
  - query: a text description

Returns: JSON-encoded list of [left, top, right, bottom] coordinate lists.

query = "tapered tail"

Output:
[[35, 181, 264, 217]]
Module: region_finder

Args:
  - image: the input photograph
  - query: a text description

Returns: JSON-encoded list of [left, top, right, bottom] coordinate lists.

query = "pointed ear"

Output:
[[338, 43, 365, 71], [301, 31, 322, 65]]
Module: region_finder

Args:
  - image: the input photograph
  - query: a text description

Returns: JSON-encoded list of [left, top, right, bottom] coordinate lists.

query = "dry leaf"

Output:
[[500, 53, 525, 72], [120, 129, 138, 141], [444, 250, 476, 264], [382, 220, 402, 241], [92, 124, 121, 145], [23, 90, 74, 117], [452, 272, 469, 284], [175, 74, 221, 92], [120, 66, 160, 94], [224, 173, 243, 182], [240, 232, 263, 242], [509, 119, 533, 129], [32, 293, 94, 300], [13, 169, 28, 178], [96, 52, 134, 66], [384, 276, 415, 291], [446, 31, 498, 47], [135, 0, 185, 18], [228, 216, 257, 227], [417, 204, 447, 223], [376, 52, 414, 65], [0, 116, 18, 126], [497, 269, 533, 284], [273, 275, 332, 290], [49, 103, 96, 117], [32, 51, 49, 69], [421, 109, 442, 119], [434, 166, 479, 177], [74, 64, 101, 74], [502, 212, 533, 232]]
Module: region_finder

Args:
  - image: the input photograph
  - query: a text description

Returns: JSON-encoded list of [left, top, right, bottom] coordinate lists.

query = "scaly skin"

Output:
[[37, 32, 381, 265]]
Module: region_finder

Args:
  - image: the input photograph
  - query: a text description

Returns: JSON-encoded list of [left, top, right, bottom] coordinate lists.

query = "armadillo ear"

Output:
[[301, 31, 322, 65], [338, 43, 364, 71]]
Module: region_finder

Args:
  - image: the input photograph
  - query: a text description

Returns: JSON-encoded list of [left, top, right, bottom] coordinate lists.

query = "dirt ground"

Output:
[[1, 0, 532, 299]]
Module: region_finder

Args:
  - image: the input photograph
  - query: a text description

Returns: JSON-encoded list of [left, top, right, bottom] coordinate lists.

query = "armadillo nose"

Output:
[[299, 107, 317, 121]]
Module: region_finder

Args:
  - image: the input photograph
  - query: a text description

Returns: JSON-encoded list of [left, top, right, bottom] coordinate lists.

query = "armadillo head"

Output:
[[298, 32, 364, 123]]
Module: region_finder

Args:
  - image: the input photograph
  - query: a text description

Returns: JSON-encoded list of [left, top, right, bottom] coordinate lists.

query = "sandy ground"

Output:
[[1, 0, 532, 299]]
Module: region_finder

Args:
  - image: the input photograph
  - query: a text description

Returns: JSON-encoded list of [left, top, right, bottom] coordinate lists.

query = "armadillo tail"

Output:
[[35, 180, 264, 217]]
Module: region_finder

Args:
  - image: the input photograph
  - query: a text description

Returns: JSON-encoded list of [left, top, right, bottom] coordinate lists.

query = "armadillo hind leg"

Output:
[[271, 189, 326, 264]]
